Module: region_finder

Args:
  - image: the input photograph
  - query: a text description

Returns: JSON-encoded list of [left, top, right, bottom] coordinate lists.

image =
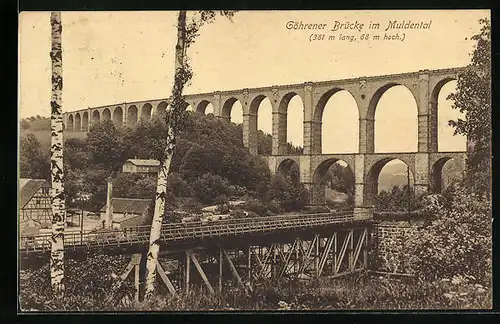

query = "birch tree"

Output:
[[144, 10, 236, 298], [49, 11, 66, 297]]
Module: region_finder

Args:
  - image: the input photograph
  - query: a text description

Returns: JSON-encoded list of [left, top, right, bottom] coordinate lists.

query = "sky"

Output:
[[19, 10, 489, 153]]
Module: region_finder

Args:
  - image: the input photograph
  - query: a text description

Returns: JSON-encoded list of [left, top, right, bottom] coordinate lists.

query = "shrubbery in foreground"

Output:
[[404, 184, 491, 286], [19, 270, 491, 311]]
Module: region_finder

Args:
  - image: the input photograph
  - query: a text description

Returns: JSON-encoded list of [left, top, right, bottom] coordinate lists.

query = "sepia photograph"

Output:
[[18, 9, 492, 311]]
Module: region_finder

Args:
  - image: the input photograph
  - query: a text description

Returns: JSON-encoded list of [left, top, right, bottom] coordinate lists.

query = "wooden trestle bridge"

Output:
[[20, 210, 375, 301]]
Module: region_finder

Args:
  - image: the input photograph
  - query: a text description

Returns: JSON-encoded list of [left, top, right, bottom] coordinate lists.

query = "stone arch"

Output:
[[430, 157, 464, 193], [92, 110, 100, 124], [141, 103, 152, 121], [367, 83, 418, 153], [127, 105, 138, 126], [364, 158, 415, 208], [196, 100, 214, 115], [311, 158, 354, 206], [67, 114, 74, 131], [277, 158, 300, 182], [248, 95, 272, 155], [314, 88, 358, 122], [156, 101, 168, 117], [113, 107, 123, 125], [75, 113, 81, 131], [221, 97, 243, 123], [82, 112, 89, 131], [102, 108, 111, 121], [431, 77, 465, 152], [277, 92, 304, 155], [313, 88, 359, 154]]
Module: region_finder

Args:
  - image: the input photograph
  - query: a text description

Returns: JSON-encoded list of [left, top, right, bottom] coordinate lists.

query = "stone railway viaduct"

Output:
[[62, 67, 467, 210]]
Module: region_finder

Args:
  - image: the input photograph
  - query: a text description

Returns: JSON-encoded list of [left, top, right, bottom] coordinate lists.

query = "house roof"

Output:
[[124, 159, 160, 167], [100, 198, 151, 214], [19, 178, 50, 209]]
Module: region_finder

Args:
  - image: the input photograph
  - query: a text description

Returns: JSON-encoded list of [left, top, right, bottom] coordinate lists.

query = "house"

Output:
[[19, 178, 52, 232], [122, 159, 160, 174], [99, 197, 151, 229]]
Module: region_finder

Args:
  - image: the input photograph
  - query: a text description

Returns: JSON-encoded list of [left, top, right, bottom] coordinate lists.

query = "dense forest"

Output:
[[19, 111, 458, 216], [20, 112, 318, 219]]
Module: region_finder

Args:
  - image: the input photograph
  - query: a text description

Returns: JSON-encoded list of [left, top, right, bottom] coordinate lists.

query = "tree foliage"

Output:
[[19, 134, 51, 180], [447, 18, 491, 197], [86, 120, 125, 171], [266, 174, 308, 212], [405, 186, 491, 284], [403, 20, 492, 285], [376, 185, 421, 212]]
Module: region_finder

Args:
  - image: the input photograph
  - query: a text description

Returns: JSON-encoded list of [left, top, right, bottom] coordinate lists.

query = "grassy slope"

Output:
[[20, 129, 87, 153]]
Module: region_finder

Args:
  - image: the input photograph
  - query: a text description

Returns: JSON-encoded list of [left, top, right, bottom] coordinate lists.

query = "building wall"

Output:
[[20, 187, 52, 229], [122, 163, 159, 173]]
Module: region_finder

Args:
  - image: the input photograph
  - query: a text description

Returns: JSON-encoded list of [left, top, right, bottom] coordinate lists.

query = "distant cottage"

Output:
[[99, 197, 151, 229], [19, 178, 52, 232], [122, 159, 160, 174]]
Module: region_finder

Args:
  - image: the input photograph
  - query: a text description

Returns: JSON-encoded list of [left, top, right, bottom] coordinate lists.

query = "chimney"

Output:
[[105, 177, 113, 228]]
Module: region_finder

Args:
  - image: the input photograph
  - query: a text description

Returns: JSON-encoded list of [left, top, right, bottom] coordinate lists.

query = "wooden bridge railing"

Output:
[[19, 210, 373, 255]]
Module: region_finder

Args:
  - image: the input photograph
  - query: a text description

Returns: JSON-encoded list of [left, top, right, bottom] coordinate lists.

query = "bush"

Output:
[[192, 173, 230, 204], [228, 185, 247, 197], [244, 199, 269, 217], [167, 173, 194, 197], [305, 205, 330, 214], [182, 198, 203, 214], [266, 174, 308, 212], [19, 254, 134, 311], [245, 211, 261, 219], [165, 210, 184, 223], [404, 185, 491, 285], [214, 195, 229, 206], [215, 204, 230, 214], [266, 199, 282, 214], [231, 210, 248, 219]]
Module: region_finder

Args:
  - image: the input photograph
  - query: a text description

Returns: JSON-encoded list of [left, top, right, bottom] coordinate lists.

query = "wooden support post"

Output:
[[318, 234, 335, 276], [104, 254, 138, 305], [279, 240, 297, 277], [157, 262, 176, 296], [363, 228, 368, 269], [188, 251, 215, 295], [222, 249, 248, 293], [315, 235, 320, 277], [298, 235, 316, 276], [353, 228, 367, 270], [336, 232, 350, 274], [120, 257, 136, 281], [185, 251, 190, 294], [134, 263, 140, 302], [295, 239, 299, 275], [333, 232, 338, 275], [272, 245, 277, 278], [247, 246, 252, 285], [219, 248, 223, 294], [349, 229, 354, 271]]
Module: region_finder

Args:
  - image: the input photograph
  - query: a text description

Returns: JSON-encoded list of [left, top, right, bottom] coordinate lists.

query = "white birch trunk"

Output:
[[144, 10, 187, 298], [49, 11, 66, 297]]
